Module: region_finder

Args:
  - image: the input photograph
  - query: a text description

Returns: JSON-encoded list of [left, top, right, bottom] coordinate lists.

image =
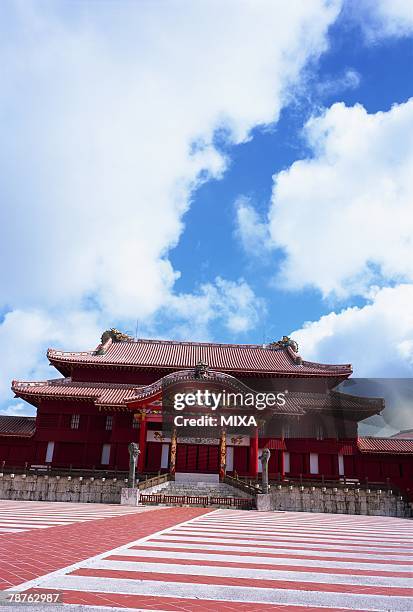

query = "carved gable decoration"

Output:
[[194, 360, 209, 379]]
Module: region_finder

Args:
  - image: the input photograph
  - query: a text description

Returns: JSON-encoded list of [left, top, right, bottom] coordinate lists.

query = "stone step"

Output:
[[155, 482, 248, 499]]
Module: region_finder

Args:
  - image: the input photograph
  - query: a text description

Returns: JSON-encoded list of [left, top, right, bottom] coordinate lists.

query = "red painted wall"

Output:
[[0, 438, 34, 466]]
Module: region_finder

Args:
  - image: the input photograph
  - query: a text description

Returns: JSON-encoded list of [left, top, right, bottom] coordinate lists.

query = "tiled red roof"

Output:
[[127, 369, 308, 415], [0, 415, 36, 438], [12, 378, 140, 407], [12, 372, 378, 420], [286, 391, 383, 418], [358, 437, 413, 455], [48, 338, 352, 377]]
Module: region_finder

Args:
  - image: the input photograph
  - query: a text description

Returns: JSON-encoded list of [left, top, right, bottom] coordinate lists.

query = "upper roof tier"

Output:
[[47, 331, 352, 378]]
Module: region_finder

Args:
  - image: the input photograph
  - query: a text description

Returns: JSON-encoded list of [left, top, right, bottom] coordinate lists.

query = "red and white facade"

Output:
[[2, 331, 412, 499]]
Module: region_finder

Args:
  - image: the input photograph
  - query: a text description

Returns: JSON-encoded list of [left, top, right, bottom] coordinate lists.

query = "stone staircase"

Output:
[[160, 481, 250, 498]]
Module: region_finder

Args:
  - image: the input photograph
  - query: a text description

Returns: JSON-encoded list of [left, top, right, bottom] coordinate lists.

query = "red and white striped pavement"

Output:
[[9, 509, 413, 611], [0, 500, 151, 534]]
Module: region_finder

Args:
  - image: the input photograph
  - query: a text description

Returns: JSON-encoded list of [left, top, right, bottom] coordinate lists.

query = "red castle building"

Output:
[[1, 330, 412, 497]]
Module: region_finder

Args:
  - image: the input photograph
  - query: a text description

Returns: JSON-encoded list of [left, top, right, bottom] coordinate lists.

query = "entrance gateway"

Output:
[[145, 431, 256, 476]]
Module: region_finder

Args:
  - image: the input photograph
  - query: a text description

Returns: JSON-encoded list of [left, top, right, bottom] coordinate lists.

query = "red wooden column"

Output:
[[169, 428, 177, 475], [137, 414, 147, 474], [249, 427, 259, 479], [219, 429, 226, 480]]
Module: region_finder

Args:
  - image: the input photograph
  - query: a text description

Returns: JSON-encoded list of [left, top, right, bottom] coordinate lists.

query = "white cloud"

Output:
[[0, 308, 102, 403], [1, 402, 35, 417], [235, 196, 272, 256], [0, 0, 340, 319], [352, 0, 413, 40], [265, 99, 413, 298], [291, 284, 413, 432], [291, 284, 413, 377], [315, 68, 361, 97], [0, 2, 343, 409], [163, 277, 266, 339]]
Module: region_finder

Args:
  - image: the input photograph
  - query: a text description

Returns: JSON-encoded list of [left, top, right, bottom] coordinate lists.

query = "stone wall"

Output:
[[257, 485, 412, 517], [0, 474, 127, 504], [1, 473, 411, 517]]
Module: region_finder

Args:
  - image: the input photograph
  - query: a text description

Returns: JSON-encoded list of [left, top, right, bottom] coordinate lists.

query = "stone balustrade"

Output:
[[0, 473, 126, 504], [256, 485, 412, 517]]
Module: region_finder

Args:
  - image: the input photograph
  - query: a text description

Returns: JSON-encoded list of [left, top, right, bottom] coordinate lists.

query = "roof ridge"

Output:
[[134, 338, 268, 349]]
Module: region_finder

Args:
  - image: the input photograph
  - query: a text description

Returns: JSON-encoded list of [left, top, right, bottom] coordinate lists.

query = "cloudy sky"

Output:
[[1, 1, 413, 423]]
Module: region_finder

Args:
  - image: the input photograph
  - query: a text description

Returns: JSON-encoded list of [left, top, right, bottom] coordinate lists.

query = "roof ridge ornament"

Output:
[[96, 328, 133, 354], [268, 335, 299, 353], [101, 328, 132, 344], [195, 360, 209, 379]]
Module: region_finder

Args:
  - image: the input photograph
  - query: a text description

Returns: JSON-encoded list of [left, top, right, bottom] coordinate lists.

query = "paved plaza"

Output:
[[0, 501, 156, 535], [0, 501, 412, 611]]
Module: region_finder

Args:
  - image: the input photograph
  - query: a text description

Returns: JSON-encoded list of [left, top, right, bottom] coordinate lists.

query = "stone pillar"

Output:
[[137, 414, 147, 474], [249, 427, 259, 478], [169, 428, 177, 476], [127, 442, 140, 488], [260, 448, 271, 494], [219, 429, 226, 480], [121, 487, 140, 506]]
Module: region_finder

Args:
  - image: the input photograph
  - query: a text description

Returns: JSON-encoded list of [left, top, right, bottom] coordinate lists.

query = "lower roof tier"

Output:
[[12, 367, 383, 421]]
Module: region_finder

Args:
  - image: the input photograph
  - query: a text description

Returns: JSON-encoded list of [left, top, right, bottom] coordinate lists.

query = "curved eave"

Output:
[[12, 380, 100, 407], [125, 368, 263, 407], [12, 378, 142, 409]]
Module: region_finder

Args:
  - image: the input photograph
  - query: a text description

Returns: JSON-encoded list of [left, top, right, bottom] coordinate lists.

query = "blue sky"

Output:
[[1, 1, 413, 424], [170, 13, 413, 341]]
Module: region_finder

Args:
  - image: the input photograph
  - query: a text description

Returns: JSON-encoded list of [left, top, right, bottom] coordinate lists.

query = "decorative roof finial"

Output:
[[100, 328, 133, 347], [267, 336, 299, 353], [195, 360, 208, 379]]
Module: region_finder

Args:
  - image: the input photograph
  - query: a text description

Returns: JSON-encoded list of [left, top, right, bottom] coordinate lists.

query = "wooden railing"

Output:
[[223, 474, 262, 495], [138, 473, 172, 491], [140, 493, 255, 509]]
